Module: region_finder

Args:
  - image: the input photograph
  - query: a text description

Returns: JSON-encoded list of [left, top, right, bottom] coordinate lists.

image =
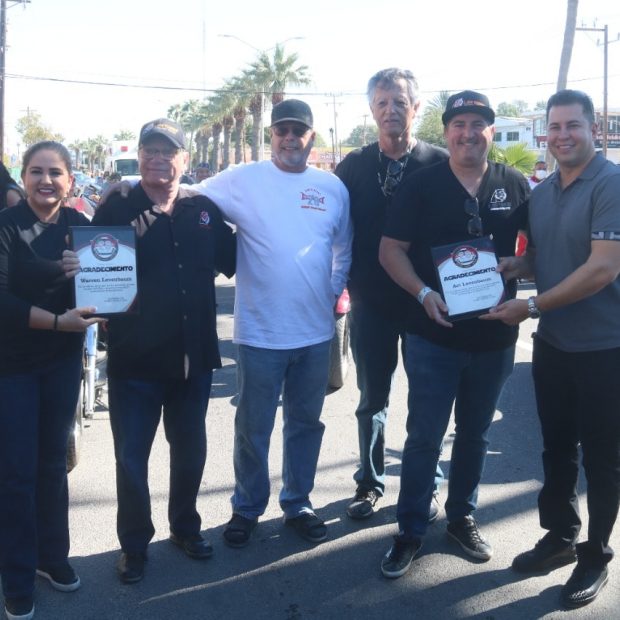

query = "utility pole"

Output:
[[0, 0, 29, 157], [576, 24, 620, 157]]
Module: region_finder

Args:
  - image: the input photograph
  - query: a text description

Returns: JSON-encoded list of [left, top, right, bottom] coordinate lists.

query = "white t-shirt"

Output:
[[196, 161, 352, 349]]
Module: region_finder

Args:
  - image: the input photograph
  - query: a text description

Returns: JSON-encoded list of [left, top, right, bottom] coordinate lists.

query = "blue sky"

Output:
[[3, 0, 619, 154]]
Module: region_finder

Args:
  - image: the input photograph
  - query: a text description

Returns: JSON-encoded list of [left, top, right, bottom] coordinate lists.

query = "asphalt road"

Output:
[[13, 278, 619, 619]]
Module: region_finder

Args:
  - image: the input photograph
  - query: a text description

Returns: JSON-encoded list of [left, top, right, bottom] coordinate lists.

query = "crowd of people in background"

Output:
[[1, 73, 619, 620]]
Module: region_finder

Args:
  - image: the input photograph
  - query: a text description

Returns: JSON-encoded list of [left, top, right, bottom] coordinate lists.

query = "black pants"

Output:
[[532, 335, 620, 566]]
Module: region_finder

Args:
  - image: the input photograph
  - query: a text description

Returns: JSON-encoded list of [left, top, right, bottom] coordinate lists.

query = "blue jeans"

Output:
[[107, 372, 213, 553], [397, 334, 515, 538], [349, 301, 443, 496], [0, 353, 82, 599], [232, 341, 331, 520]]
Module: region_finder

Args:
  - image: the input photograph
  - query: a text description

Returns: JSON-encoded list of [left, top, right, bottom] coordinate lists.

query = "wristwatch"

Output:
[[417, 286, 433, 305], [527, 296, 541, 319]]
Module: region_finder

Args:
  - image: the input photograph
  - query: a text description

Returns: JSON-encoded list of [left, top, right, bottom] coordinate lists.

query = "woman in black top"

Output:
[[0, 141, 101, 620]]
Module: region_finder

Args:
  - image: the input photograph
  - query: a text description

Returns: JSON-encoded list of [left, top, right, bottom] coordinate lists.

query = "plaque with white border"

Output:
[[70, 226, 138, 316], [431, 235, 506, 321]]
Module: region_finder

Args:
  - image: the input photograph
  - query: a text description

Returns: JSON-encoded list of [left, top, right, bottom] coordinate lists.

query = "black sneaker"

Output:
[[428, 492, 440, 524], [561, 563, 609, 608], [512, 533, 577, 574], [36, 562, 81, 592], [117, 552, 145, 584], [381, 535, 422, 579], [447, 515, 493, 561], [346, 488, 380, 520], [170, 532, 214, 560], [5, 596, 34, 620]]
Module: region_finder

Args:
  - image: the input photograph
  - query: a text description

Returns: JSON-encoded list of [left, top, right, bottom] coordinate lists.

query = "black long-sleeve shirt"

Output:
[[0, 201, 88, 374], [92, 184, 236, 380]]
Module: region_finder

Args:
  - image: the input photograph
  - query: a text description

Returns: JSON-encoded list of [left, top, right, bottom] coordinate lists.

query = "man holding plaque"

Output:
[[377, 91, 529, 579], [485, 90, 620, 609], [90, 119, 236, 584]]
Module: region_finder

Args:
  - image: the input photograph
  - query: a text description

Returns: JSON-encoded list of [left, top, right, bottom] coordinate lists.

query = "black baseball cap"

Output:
[[442, 91, 495, 126], [271, 99, 313, 129], [139, 118, 186, 149]]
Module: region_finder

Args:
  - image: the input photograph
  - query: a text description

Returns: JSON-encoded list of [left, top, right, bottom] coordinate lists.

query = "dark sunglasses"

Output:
[[380, 159, 407, 197], [464, 197, 483, 237], [272, 124, 309, 138]]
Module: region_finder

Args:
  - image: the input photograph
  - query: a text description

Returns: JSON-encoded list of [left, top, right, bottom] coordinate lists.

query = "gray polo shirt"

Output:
[[530, 153, 620, 352]]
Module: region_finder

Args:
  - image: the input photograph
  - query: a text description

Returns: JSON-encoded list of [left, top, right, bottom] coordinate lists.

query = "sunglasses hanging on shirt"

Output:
[[377, 147, 411, 197]]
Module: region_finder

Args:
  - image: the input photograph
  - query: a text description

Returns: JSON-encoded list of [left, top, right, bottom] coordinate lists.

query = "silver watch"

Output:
[[527, 296, 541, 319], [417, 286, 433, 305]]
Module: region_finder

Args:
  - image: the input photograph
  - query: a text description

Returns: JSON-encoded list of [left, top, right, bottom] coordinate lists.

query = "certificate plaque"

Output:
[[70, 226, 138, 315], [431, 236, 506, 321]]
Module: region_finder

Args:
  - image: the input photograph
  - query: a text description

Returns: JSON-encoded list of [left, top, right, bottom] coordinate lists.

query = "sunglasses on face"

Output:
[[464, 197, 483, 237], [272, 124, 309, 138], [140, 146, 182, 160]]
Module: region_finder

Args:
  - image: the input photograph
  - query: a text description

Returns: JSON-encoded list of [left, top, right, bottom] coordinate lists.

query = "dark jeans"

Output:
[[533, 336, 620, 566], [107, 372, 213, 553], [0, 353, 82, 599], [397, 335, 514, 538], [349, 301, 405, 495]]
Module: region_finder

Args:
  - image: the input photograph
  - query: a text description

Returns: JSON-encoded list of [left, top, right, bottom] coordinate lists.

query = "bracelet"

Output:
[[53, 314, 59, 331], [417, 286, 433, 305]]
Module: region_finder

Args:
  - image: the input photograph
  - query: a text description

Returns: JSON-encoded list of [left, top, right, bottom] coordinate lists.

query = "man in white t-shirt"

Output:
[[194, 99, 352, 547]]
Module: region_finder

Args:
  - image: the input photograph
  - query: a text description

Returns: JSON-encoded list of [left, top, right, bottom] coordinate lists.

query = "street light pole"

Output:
[[0, 0, 29, 158], [218, 34, 304, 161], [576, 24, 620, 157]]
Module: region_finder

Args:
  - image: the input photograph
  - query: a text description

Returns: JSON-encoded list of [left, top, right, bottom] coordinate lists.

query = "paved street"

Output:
[[15, 278, 620, 619]]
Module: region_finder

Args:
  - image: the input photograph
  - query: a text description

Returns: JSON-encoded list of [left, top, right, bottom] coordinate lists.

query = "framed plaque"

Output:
[[431, 235, 506, 322], [70, 226, 138, 316]]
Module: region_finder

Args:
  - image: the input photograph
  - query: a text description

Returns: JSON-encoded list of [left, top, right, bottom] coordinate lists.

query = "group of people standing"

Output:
[[0, 66, 619, 620]]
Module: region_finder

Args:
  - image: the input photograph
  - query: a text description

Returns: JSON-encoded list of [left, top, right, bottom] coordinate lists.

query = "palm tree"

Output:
[[426, 91, 452, 111], [68, 140, 87, 170], [114, 130, 136, 141], [557, 0, 579, 91], [168, 100, 209, 167], [249, 43, 311, 105], [227, 76, 252, 163], [488, 143, 538, 175], [209, 89, 237, 170]]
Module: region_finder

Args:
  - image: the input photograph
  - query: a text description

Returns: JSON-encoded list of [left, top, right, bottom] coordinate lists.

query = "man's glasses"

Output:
[[379, 158, 407, 197], [272, 124, 309, 138], [464, 197, 483, 237], [140, 146, 182, 160]]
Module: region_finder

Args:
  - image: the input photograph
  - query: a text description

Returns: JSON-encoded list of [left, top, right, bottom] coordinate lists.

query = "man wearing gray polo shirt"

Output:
[[485, 89, 620, 610]]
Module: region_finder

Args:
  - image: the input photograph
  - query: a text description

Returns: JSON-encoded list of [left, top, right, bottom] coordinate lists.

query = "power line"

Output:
[[5, 71, 620, 99]]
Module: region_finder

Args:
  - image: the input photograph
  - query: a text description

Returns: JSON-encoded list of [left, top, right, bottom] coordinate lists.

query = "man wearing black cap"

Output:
[[191, 99, 352, 547], [88, 118, 236, 583], [377, 91, 529, 579], [194, 162, 211, 182], [335, 68, 448, 522]]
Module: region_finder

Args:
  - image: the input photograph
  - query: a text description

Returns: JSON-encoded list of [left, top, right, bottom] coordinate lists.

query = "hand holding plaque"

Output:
[[431, 236, 506, 321], [70, 226, 138, 316]]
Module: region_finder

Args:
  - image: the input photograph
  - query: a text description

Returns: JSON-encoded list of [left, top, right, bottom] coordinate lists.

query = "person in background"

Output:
[[0, 161, 25, 211], [485, 89, 620, 610], [335, 68, 448, 521], [0, 141, 101, 620], [528, 160, 548, 190], [194, 162, 211, 182]]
